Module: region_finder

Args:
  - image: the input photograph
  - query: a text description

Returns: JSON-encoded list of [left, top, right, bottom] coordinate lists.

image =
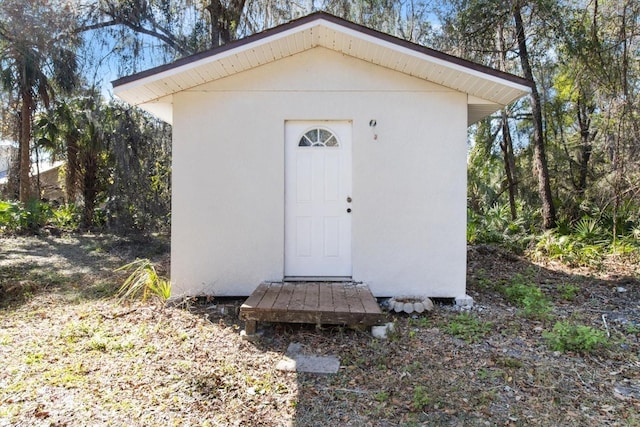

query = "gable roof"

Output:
[[113, 11, 531, 125]]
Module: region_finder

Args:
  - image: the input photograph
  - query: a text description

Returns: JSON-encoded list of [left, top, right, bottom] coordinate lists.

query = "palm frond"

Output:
[[115, 258, 170, 303]]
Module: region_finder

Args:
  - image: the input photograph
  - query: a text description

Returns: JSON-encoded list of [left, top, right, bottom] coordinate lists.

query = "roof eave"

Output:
[[113, 11, 533, 124], [112, 12, 533, 92]]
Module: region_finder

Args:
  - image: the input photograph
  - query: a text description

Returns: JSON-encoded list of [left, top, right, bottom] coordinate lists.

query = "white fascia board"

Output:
[[114, 17, 531, 107], [114, 20, 325, 101], [320, 20, 532, 95]]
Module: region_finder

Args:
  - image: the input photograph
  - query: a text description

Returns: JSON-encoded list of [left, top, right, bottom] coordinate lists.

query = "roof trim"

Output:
[[112, 11, 532, 90]]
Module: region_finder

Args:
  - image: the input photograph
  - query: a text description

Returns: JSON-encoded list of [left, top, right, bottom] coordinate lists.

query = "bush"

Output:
[[52, 204, 81, 231], [543, 321, 607, 353], [411, 385, 431, 410], [558, 284, 580, 301], [0, 199, 52, 234], [0, 200, 98, 234], [0, 200, 21, 233], [532, 209, 640, 268], [467, 203, 537, 253]]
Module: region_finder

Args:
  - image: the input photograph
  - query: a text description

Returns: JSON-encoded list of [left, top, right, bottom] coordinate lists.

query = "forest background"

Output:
[[1, 0, 639, 268]]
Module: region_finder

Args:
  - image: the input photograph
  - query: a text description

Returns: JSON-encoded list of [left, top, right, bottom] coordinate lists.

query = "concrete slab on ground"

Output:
[[276, 342, 340, 374]]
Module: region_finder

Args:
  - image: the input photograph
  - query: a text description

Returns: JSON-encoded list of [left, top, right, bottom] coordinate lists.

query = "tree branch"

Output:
[[74, 19, 121, 34], [75, 16, 193, 57]]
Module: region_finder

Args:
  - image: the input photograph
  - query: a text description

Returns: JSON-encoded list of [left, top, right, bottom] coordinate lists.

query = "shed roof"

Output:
[[113, 12, 531, 125]]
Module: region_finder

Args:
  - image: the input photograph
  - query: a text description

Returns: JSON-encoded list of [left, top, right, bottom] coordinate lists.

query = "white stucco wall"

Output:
[[171, 47, 467, 298]]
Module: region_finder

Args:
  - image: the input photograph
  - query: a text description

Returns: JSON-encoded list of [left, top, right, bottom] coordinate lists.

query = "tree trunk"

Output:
[[205, 0, 247, 48], [66, 136, 79, 203], [81, 154, 98, 228], [576, 97, 593, 199], [497, 21, 518, 220], [513, 4, 556, 229], [19, 90, 32, 203], [500, 110, 518, 220]]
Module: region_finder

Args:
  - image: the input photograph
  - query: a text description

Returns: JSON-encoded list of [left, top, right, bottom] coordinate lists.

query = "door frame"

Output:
[[284, 120, 353, 279]]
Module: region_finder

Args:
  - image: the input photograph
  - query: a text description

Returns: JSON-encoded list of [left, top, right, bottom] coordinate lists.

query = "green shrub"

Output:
[[0, 200, 91, 234], [52, 204, 81, 231], [533, 231, 604, 267], [467, 203, 538, 252], [532, 209, 640, 268], [21, 199, 52, 232], [0, 200, 21, 233], [543, 321, 607, 353], [0, 199, 52, 234], [573, 217, 603, 243]]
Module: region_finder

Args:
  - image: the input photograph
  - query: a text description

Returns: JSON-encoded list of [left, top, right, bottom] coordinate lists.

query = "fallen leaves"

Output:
[[0, 237, 639, 426]]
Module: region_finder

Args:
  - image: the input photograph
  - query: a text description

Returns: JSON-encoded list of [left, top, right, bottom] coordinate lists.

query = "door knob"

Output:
[[347, 208, 352, 213], [346, 196, 352, 203]]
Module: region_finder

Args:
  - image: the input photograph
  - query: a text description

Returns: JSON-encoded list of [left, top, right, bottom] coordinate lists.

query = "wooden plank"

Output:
[[331, 283, 350, 314], [289, 284, 307, 311], [272, 282, 295, 310], [241, 282, 269, 308], [247, 308, 382, 326], [317, 283, 335, 312], [242, 308, 383, 326], [240, 282, 384, 326], [256, 282, 281, 310], [344, 284, 365, 313], [303, 282, 320, 311], [356, 285, 383, 314]]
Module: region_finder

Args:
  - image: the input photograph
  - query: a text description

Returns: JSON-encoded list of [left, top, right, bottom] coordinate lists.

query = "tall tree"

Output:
[[35, 99, 85, 204], [512, 2, 556, 228], [0, 1, 78, 202], [497, 19, 518, 220], [436, 0, 558, 228]]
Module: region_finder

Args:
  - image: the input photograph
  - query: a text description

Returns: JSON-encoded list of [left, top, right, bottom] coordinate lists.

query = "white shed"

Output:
[[113, 12, 531, 301]]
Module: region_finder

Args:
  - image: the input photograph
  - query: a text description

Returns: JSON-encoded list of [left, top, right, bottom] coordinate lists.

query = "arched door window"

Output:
[[298, 128, 339, 147]]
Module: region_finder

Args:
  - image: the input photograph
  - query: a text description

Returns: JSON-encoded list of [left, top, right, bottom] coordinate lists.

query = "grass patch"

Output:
[[411, 385, 431, 411], [543, 321, 608, 353], [503, 275, 553, 320], [494, 356, 524, 369], [43, 363, 89, 388], [444, 312, 492, 343], [557, 284, 580, 301]]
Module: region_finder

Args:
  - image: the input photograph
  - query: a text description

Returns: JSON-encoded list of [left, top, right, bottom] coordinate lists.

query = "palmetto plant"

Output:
[[572, 216, 604, 243], [116, 259, 171, 303]]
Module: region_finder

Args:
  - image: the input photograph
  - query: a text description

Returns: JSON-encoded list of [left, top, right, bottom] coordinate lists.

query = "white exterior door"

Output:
[[285, 121, 352, 277]]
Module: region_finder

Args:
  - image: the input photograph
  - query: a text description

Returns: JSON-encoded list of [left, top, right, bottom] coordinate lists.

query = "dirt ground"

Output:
[[0, 234, 639, 426]]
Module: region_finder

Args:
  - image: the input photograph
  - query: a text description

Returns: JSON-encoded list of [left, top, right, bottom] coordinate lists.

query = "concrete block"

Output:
[[455, 294, 474, 308], [276, 355, 340, 374], [371, 322, 395, 339]]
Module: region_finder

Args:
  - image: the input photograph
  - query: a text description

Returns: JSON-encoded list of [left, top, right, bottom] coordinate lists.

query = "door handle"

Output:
[[347, 208, 352, 213], [346, 196, 352, 203]]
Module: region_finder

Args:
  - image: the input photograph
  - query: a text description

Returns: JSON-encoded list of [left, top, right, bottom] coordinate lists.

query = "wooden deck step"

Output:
[[240, 282, 384, 334]]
